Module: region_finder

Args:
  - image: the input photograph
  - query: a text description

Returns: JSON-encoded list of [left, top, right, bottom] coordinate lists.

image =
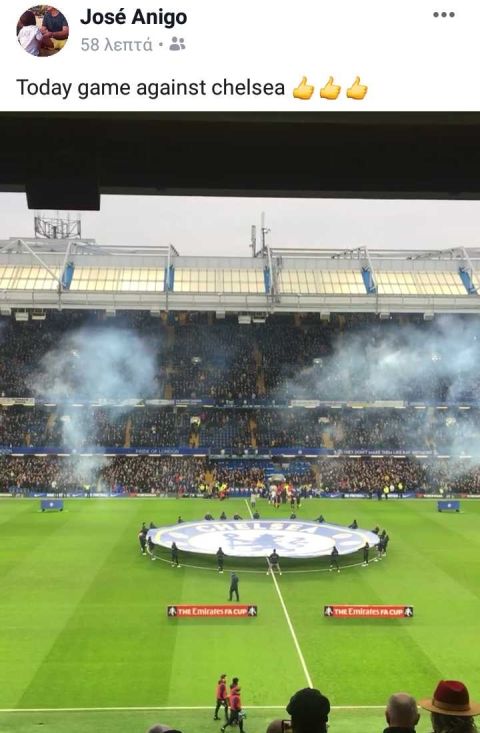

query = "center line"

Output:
[[244, 498, 254, 520], [244, 499, 313, 689]]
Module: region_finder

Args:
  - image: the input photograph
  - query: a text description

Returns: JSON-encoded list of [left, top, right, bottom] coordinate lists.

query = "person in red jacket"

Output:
[[228, 677, 239, 703], [221, 687, 245, 733], [227, 676, 239, 715], [214, 674, 229, 722]]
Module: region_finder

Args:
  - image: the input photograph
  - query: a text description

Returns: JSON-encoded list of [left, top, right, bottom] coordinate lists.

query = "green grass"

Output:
[[0, 709, 439, 733], [0, 497, 479, 733]]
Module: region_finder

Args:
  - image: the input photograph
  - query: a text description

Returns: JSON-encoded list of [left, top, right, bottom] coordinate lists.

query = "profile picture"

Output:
[[17, 5, 69, 57]]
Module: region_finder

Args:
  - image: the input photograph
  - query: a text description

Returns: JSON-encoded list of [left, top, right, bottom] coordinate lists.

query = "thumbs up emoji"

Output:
[[293, 76, 314, 100], [320, 76, 341, 100], [347, 76, 368, 100]]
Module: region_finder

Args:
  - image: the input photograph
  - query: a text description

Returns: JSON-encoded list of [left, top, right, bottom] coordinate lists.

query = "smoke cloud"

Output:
[[28, 326, 159, 484], [277, 315, 480, 464], [30, 326, 157, 402]]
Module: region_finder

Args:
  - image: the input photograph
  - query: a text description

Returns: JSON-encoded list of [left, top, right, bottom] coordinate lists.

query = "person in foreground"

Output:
[[285, 687, 330, 733], [40, 6, 69, 51], [17, 11, 43, 55], [221, 686, 245, 733], [214, 673, 229, 722], [419, 680, 480, 733], [384, 693, 420, 733]]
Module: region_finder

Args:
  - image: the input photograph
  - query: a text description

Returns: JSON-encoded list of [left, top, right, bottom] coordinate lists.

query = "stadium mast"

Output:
[[250, 212, 270, 258], [34, 211, 82, 240]]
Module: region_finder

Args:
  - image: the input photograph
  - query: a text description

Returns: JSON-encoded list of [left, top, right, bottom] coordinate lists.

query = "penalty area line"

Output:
[[0, 705, 386, 713]]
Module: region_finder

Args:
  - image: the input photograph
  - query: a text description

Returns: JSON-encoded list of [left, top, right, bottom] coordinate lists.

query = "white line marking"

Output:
[[244, 498, 254, 519], [332, 706, 385, 710], [268, 563, 313, 688], [246, 499, 313, 687], [0, 705, 385, 713]]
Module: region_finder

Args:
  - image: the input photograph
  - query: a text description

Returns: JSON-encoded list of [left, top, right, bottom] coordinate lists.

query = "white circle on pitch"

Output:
[[149, 520, 379, 559], [188, 528, 334, 557]]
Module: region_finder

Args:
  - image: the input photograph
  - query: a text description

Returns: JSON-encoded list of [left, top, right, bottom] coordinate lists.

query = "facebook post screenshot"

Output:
[[1, 3, 480, 733]]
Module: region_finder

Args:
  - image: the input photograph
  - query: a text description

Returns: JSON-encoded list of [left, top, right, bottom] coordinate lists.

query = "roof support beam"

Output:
[[16, 239, 63, 289]]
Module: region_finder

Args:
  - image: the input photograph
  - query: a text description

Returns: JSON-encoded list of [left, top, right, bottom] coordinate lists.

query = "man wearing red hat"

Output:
[[419, 680, 480, 733]]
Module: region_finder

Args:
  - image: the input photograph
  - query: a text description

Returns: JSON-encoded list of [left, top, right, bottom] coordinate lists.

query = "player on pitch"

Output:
[[171, 542, 180, 567], [329, 545, 340, 573], [229, 573, 240, 601], [267, 549, 282, 576], [138, 527, 147, 555], [217, 547, 226, 573]]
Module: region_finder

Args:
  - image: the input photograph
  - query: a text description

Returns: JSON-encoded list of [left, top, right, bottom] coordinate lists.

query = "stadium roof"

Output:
[[3, 113, 480, 205], [0, 239, 479, 316]]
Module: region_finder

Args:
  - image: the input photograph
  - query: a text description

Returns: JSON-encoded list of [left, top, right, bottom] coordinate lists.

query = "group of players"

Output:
[[138, 516, 390, 573], [268, 487, 302, 510], [219, 547, 281, 577], [214, 674, 246, 733], [138, 523, 181, 566], [225, 549, 281, 601], [328, 522, 390, 572]]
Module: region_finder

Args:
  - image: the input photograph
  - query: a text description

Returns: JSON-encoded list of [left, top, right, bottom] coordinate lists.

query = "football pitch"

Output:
[[1, 497, 479, 733]]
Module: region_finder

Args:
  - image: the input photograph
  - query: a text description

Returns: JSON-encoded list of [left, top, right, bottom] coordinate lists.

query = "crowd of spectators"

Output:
[[199, 410, 251, 452], [3, 452, 480, 494], [166, 319, 259, 400], [0, 455, 101, 491], [212, 462, 265, 491], [316, 456, 427, 494], [146, 678, 480, 733], [130, 409, 177, 447], [0, 408, 43, 445], [1, 310, 480, 493], [256, 410, 326, 448], [259, 680, 480, 733], [92, 408, 127, 446], [428, 459, 480, 494], [0, 405, 478, 455], [0, 455, 207, 493], [102, 456, 207, 493], [2, 311, 480, 402]]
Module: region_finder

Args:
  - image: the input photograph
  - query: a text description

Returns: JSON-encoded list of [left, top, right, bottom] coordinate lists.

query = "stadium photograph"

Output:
[[1, 113, 480, 733]]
